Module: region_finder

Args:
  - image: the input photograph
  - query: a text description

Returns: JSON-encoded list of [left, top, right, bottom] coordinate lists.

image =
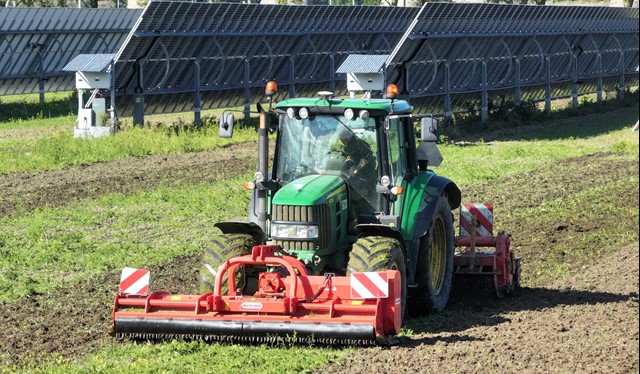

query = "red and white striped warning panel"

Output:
[[459, 203, 494, 237], [350, 272, 389, 299], [119, 267, 150, 295]]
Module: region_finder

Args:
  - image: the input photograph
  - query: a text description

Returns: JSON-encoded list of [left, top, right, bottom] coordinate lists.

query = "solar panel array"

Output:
[[1, 3, 637, 119], [112, 1, 419, 115], [0, 8, 141, 96], [385, 3, 639, 115]]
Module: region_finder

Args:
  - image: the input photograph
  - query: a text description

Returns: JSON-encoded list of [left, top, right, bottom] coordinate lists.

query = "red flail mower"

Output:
[[113, 245, 402, 345]]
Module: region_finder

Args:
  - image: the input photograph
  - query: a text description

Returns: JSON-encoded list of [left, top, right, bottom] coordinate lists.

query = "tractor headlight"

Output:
[[271, 223, 319, 239]]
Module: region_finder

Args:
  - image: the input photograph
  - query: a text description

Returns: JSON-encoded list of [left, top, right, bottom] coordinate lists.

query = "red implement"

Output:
[[113, 245, 402, 345], [454, 204, 520, 297]]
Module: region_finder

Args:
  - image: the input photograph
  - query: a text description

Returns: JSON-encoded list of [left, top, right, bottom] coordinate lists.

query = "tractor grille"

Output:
[[272, 204, 331, 251]]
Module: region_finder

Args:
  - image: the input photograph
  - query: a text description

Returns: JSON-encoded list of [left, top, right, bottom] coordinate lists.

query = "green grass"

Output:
[[520, 175, 639, 281], [435, 107, 638, 187], [0, 175, 253, 301], [0, 124, 257, 174], [4, 341, 344, 374], [0, 91, 77, 124]]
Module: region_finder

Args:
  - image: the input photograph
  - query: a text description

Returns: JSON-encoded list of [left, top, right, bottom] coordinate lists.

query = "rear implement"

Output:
[[113, 245, 402, 345], [454, 203, 520, 297]]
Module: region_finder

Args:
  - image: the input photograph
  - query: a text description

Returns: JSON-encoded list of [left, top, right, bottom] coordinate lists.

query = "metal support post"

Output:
[[618, 52, 625, 101], [444, 63, 452, 122], [194, 61, 201, 126], [514, 59, 521, 106], [545, 56, 551, 114], [597, 53, 603, 103], [481, 61, 488, 122], [110, 61, 116, 127], [243, 59, 251, 124], [37, 49, 45, 105], [132, 61, 145, 127], [329, 54, 336, 94], [571, 54, 578, 108], [289, 57, 296, 98]]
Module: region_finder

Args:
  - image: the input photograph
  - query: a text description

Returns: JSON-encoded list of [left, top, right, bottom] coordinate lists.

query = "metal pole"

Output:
[[545, 56, 551, 114], [289, 56, 296, 98], [38, 50, 45, 105], [110, 61, 116, 128], [329, 54, 336, 94], [514, 59, 521, 106], [596, 53, 602, 103], [243, 59, 251, 124], [571, 54, 578, 109], [481, 60, 488, 122], [444, 62, 452, 122], [194, 61, 201, 126], [618, 51, 625, 101]]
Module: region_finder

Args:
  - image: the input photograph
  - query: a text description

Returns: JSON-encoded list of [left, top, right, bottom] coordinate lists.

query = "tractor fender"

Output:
[[413, 175, 460, 241], [355, 223, 414, 284], [356, 224, 406, 249], [214, 221, 266, 244]]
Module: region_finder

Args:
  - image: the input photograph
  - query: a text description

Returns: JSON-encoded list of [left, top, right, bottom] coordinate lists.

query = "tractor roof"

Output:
[[275, 97, 412, 115]]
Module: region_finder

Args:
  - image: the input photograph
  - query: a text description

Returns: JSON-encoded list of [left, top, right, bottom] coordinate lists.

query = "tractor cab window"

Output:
[[276, 113, 380, 212], [386, 116, 409, 184]]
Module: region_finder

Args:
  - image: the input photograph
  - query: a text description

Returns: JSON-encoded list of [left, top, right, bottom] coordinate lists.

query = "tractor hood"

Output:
[[272, 175, 346, 206]]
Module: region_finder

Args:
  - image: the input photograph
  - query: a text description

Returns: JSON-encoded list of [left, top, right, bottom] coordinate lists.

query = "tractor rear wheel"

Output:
[[347, 236, 407, 322], [198, 233, 258, 294], [409, 193, 454, 317]]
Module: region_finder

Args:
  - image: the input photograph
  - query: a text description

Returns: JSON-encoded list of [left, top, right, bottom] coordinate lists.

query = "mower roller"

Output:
[[113, 245, 402, 345]]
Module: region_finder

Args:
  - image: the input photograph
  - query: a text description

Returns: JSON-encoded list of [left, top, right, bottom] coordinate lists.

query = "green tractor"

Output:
[[201, 81, 461, 321]]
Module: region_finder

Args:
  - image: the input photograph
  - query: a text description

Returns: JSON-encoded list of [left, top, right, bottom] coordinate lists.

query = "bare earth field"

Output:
[[0, 138, 638, 372]]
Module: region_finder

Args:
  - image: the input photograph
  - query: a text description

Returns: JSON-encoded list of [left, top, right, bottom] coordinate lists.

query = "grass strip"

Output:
[[0, 175, 252, 302], [3, 341, 344, 374]]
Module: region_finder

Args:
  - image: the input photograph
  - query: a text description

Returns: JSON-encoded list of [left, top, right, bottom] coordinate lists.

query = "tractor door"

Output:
[[382, 115, 416, 221]]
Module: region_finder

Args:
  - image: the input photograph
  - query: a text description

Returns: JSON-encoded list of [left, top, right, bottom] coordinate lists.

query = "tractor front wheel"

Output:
[[409, 193, 455, 317], [347, 236, 407, 322], [198, 233, 258, 294]]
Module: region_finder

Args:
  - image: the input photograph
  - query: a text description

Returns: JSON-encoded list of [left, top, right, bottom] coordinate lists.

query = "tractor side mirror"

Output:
[[420, 117, 438, 142], [219, 113, 234, 138], [417, 116, 443, 167], [266, 111, 278, 133]]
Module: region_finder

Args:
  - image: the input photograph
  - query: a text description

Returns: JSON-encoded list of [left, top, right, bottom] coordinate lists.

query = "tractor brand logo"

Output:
[[341, 199, 348, 211], [240, 302, 263, 311], [395, 298, 401, 305]]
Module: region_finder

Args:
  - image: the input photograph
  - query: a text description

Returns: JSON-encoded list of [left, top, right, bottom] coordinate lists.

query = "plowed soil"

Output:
[[0, 137, 638, 373]]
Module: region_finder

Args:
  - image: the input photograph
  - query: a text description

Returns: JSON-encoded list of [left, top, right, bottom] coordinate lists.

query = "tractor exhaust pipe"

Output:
[[256, 103, 269, 234]]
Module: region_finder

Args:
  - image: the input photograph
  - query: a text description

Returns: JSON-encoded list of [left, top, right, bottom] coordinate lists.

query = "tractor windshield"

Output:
[[276, 114, 380, 211]]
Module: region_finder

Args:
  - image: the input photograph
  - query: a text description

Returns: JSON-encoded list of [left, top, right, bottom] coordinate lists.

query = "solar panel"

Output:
[[112, 2, 420, 116], [385, 3, 639, 115], [0, 8, 141, 97]]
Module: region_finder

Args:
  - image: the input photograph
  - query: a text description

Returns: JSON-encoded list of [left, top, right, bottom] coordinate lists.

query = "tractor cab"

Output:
[[218, 81, 448, 276]]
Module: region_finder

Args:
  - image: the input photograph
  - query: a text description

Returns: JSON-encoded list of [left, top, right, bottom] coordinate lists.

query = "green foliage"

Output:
[[521, 175, 639, 283], [0, 92, 77, 123], [0, 121, 256, 174], [436, 107, 638, 187], [8, 341, 343, 373], [0, 176, 253, 302]]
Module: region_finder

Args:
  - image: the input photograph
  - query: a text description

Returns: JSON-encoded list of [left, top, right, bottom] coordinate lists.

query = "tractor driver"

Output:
[[337, 126, 375, 182], [336, 126, 377, 223]]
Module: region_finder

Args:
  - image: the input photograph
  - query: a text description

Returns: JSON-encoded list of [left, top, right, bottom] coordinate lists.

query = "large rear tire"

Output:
[[198, 233, 258, 294], [347, 236, 407, 322], [409, 193, 455, 317]]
